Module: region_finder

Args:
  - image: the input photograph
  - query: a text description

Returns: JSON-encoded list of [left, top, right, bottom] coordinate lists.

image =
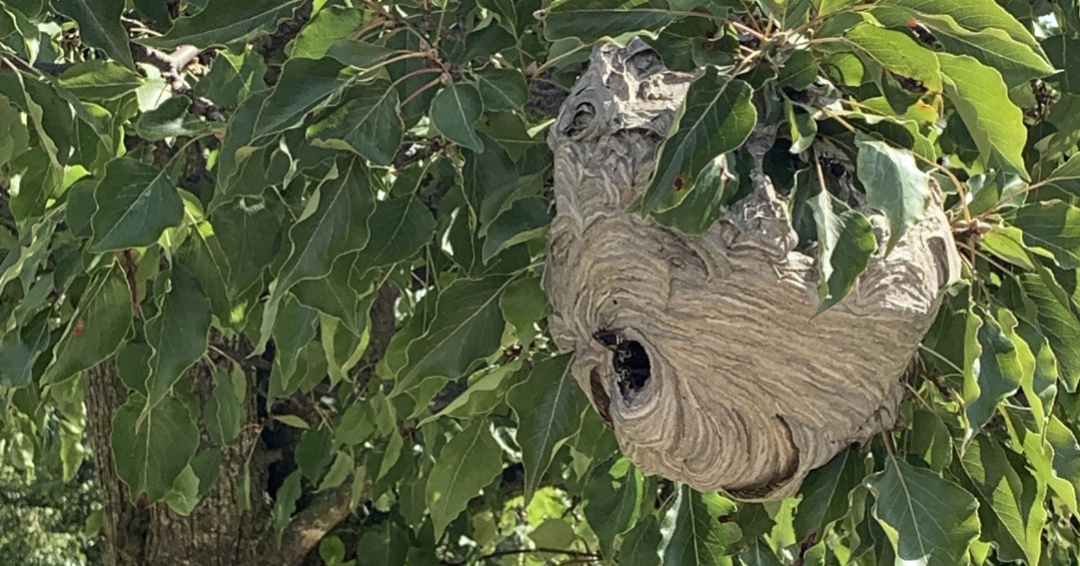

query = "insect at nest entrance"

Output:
[[592, 329, 652, 401]]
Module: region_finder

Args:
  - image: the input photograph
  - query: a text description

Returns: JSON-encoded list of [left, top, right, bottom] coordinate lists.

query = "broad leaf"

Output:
[[355, 196, 436, 269], [809, 183, 877, 311], [89, 157, 184, 253], [144, 267, 211, 408], [542, 0, 677, 42], [394, 276, 510, 393], [938, 53, 1028, 177], [140, 0, 305, 49], [256, 159, 373, 353], [619, 515, 662, 566], [793, 447, 863, 539], [662, 486, 740, 566], [430, 83, 485, 152], [425, 419, 503, 539], [52, 0, 133, 67], [252, 56, 351, 139], [844, 23, 943, 92], [642, 70, 755, 213], [58, 60, 141, 100], [112, 393, 200, 502], [865, 458, 980, 566], [44, 264, 132, 384], [879, 0, 1042, 51], [963, 309, 1024, 439], [508, 354, 588, 504], [307, 79, 404, 166], [584, 459, 643, 557], [476, 68, 528, 111], [1013, 201, 1080, 269], [855, 136, 932, 252], [205, 365, 245, 445]]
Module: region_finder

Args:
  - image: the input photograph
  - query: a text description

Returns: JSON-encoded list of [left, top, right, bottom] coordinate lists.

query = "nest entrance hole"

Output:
[[592, 329, 652, 401]]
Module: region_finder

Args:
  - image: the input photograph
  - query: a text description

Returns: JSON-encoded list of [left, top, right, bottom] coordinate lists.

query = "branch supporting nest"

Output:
[[541, 39, 961, 500]]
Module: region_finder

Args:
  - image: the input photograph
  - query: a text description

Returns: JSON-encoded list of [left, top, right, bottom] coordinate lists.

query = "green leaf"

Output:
[[476, 68, 528, 111], [394, 276, 510, 393], [144, 267, 211, 407], [318, 451, 353, 492], [1013, 201, 1080, 269], [871, 8, 1052, 89], [865, 458, 980, 566], [256, 159, 373, 353], [425, 419, 503, 540], [1043, 153, 1080, 199], [212, 201, 283, 298], [879, 0, 1042, 51], [272, 470, 303, 539], [0, 312, 50, 388], [963, 309, 1024, 439], [140, 0, 305, 49], [307, 79, 403, 166], [89, 157, 184, 253], [296, 426, 333, 483], [57, 60, 141, 100], [958, 435, 1045, 565], [739, 539, 783, 566], [500, 276, 549, 347], [355, 196, 436, 269], [44, 264, 132, 384], [0, 95, 29, 167], [482, 196, 552, 262], [1021, 273, 1080, 390], [809, 184, 877, 312], [662, 486, 740, 566], [619, 515, 662, 566], [508, 354, 588, 504], [52, 0, 133, 67], [335, 400, 377, 447], [112, 394, 200, 502], [855, 136, 931, 253], [585, 460, 643, 557], [289, 5, 364, 60], [135, 96, 213, 140], [324, 38, 398, 69], [252, 56, 351, 139], [938, 53, 1028, 177], [642, 70, 755, 213], [793, 447, 863, 539], [205, 365, 245, 445], [430, 83, 485, 152], [542, 0, 677, 42], [462, 134, 521, 226], [193, 46, 267, 108], [843, 23, 943, 92]]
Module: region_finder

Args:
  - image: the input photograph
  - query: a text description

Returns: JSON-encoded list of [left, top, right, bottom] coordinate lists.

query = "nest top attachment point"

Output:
[[541, 39, 961, 500]]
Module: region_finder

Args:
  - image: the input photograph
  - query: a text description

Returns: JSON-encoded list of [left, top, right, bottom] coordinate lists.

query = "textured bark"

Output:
[[542, 40, 961, 500], [86, 335, 273, 566]]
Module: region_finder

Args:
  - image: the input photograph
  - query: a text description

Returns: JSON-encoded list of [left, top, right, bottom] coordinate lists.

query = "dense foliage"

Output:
[[3, 0, 1080, 564]]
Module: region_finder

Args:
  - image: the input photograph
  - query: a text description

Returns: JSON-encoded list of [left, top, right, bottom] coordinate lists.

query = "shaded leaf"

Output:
[[112, 393, 199, 502], [809, 184, 877, 312], [44, 264, 132, 384], [865, 458, 980, 566], [58, 60, 141, 100], [205, 365, 245, 445], [794, 447, 863, 539], [141, 0, 305, 49], [89, 157, 183, 252], [1013, 201, 1080, 269], [425, 419, 503, 539], [662, 486, 740, 566], [542, 0, 677, 42], [619, 515, 662, 566], [963, 309, 1024, 439], [844, 22, 943, 92], [430, 83, 484, 152], [355, 196, 436, 269], [508, 354, 588, 504], [307, 79, 403, 165], [476, 68, 528, 111], [52, 0, 133, 67]]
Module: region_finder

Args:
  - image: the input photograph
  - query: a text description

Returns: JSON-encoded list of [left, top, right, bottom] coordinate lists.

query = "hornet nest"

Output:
[[541, 39, 961, 500]]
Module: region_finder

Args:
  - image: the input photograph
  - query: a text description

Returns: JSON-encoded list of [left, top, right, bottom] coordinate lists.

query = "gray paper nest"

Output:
[[541, 39, 961, 500]]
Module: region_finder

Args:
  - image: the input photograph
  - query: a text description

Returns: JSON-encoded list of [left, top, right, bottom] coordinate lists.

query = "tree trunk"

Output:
[[85, 341, 274, 566]]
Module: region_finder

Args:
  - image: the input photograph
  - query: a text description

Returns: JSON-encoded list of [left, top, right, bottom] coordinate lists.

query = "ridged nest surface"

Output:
[[541, 39, 961, 500]]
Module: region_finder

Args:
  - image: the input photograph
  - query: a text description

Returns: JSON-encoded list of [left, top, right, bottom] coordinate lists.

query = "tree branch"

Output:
[[276, 484, 354, 566]]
